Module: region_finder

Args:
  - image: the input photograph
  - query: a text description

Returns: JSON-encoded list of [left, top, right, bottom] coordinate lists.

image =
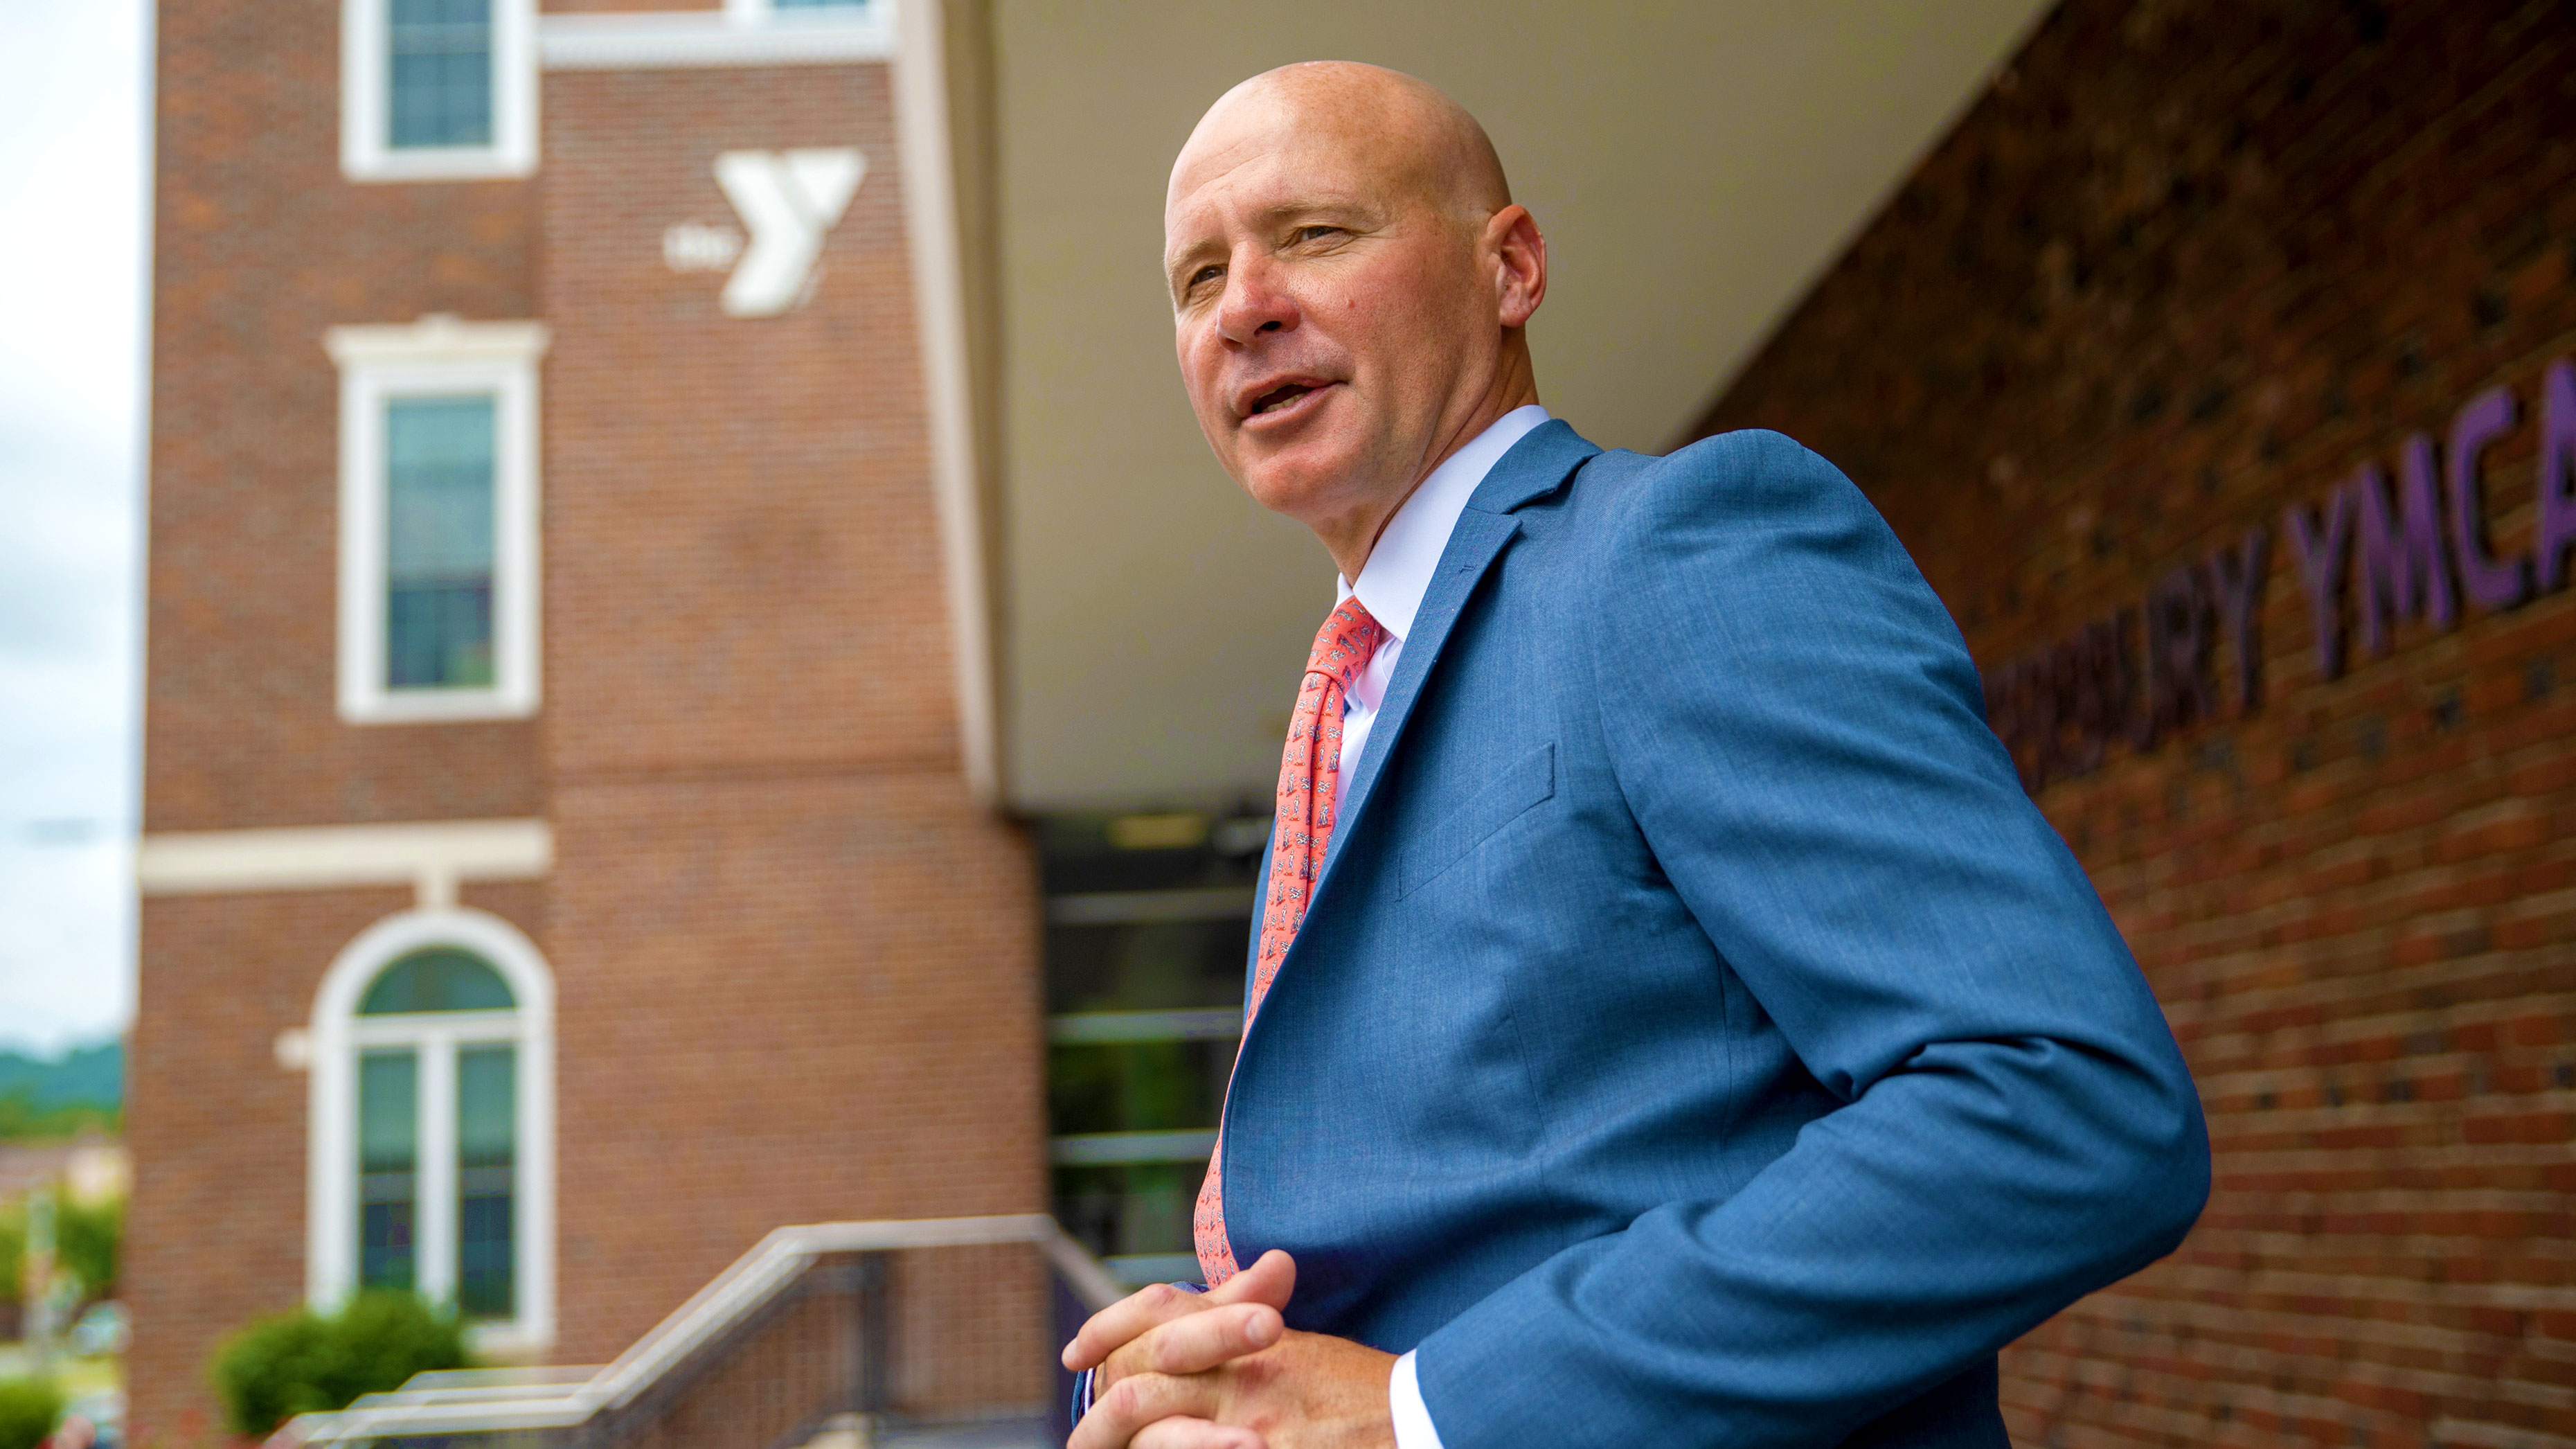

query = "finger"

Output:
[[1217, 1250, 1296, 1312], [1064, 1280, 1223, 1371], [1131, 1303, 1282, 1377], [1067, 1371, 1223, 1449], [1134, 1416, 1265, 1449]]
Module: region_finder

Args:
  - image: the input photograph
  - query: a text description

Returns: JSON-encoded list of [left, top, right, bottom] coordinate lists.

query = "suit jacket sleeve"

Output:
[[1409, 430, 2210, 1447]]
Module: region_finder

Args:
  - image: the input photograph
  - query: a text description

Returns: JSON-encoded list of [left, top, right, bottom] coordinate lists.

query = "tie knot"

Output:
[[1306, 596, 1385, 692]]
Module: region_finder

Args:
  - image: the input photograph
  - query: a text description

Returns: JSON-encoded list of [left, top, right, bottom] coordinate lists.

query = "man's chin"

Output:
[[1236, 452, 1365, 522]]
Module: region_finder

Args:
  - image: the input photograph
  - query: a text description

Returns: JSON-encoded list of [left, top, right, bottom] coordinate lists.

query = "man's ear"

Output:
[[1490, 204, 1548, 329]]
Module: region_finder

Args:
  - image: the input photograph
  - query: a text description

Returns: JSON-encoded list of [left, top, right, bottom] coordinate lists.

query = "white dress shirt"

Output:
[[1331, 402, 1550, 1449], [1335, 404, 1552, 788]]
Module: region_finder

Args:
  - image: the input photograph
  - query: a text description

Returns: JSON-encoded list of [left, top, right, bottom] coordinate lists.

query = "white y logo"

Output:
[[711, 148, 867, 317]]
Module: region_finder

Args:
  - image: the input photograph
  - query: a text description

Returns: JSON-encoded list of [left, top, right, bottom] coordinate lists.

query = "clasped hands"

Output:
[[1062, 1250, 1398, 1449]]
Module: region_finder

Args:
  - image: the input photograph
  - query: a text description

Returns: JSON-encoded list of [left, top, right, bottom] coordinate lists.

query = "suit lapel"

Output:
[[1328, 508, 1517, 860], [1233, 420, 1599, 1082], [1320, 420, 1602, 885]]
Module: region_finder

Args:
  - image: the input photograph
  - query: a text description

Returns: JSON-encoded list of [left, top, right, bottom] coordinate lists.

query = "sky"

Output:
[[0, 0, 150, 1055]]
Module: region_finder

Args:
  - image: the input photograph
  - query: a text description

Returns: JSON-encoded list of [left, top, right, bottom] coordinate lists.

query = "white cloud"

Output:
[[0, 0, 149, 1054]]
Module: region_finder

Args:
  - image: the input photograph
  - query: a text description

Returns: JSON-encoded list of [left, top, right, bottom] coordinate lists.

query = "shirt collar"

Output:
[[1335, 405, 1552, 642]]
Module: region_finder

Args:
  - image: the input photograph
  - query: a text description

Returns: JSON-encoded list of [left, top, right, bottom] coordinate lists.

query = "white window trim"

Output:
[[724, 0, 876, 26], [343, 0, 537, 182], [538, 3, 894, 69], [309, 907, 557, 1358], [325, 315, 548, 725]]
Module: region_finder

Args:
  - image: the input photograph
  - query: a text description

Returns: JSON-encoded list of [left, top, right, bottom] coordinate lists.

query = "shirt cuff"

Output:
[[1070, 1365, 1096, 1428], [1389, 1349, 1447, 1449]]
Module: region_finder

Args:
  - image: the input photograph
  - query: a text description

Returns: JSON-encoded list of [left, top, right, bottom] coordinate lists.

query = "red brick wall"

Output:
[[147, 0, 543, 835], [536, 60, 1046, 1371], [1694, 2, 2576, 1444]]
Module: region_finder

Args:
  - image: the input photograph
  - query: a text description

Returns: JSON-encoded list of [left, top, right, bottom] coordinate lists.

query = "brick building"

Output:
[[1697, 1, 2576, 1443], [134, 0, 1048, 1439], [132, 0, 2573, 1444]]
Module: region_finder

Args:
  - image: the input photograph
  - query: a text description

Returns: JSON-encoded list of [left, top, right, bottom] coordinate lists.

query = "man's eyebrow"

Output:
[[1257, 195, 1374, 229]]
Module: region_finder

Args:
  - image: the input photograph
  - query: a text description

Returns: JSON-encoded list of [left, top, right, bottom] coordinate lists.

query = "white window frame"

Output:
[[325, 315, 548, 725], [724, 0, 875, 23], [309, 907, 557, 1357], [343, 0, 537, 183]]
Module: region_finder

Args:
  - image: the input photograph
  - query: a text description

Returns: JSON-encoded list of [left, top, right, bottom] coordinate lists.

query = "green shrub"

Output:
[[210, 1292, 470, 1437], [55, 1195, 120, 1300], [0, 1210, 19, 1308], [0, 1377, 63, 1449]]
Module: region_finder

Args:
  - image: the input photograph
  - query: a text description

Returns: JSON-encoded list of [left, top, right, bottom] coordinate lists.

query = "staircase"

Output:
[[286, 1216, 1123, 1449]]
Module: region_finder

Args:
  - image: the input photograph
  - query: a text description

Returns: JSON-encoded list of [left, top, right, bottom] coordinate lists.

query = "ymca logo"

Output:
[[663, 148, 868, 318]]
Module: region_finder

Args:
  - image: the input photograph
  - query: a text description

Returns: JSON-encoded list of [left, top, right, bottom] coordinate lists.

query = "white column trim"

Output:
[[539, 7, 896, 69], [891, 0, 1001, 805], [417, 1029, 460, 1307], [137, 819, 552, 906]]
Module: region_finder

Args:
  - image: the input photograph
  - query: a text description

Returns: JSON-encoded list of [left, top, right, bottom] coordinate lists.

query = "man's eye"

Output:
[[1293, 226, 1342, 245], [1188, 266, 1223, 292]]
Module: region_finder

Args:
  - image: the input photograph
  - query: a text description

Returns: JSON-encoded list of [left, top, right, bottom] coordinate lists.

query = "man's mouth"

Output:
[[1251, 382, 1317, 416]]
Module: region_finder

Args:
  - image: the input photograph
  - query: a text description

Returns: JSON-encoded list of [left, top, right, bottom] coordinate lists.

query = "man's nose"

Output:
[[1216, 260, 1298, 346]]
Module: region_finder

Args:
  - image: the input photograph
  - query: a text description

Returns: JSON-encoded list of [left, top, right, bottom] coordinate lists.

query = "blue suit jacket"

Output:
[[1222, 423, 2209, 1447]]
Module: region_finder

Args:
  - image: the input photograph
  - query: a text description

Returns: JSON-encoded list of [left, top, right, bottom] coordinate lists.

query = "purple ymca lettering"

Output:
[[2538, 359, 2576, 593], [1984, 355, 2576, 794], [2207, 528, 2268, 713], [2351, 439, 2453, 656], [2284, 486, 2355, 683], [2448, 386, 2527, 612], [2145, 564, 2216, 736]]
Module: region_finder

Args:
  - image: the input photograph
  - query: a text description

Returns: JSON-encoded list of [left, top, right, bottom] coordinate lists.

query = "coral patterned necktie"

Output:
[[1194, 595, 1388, 1286]]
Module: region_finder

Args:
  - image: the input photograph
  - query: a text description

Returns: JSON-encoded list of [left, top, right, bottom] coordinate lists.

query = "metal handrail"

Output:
[[287, 1214, 1122, 1443]]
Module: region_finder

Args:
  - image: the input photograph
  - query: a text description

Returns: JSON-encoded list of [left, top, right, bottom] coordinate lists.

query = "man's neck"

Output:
[[1321, 372, 1541, 583]]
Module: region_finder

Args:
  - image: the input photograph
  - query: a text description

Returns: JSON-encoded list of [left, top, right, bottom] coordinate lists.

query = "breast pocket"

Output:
[[1397, 743, 1557, 900]]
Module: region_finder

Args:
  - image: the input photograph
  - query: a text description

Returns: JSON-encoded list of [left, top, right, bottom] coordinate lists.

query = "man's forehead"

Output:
[[1166, 116, 1404, 242]]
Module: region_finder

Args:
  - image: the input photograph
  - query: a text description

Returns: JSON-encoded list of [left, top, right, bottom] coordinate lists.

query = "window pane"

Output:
[[1044, 920, 1252, 1015], [1047, 1039, 1230, 1137], [1053, 1162, 1199, 1263], [456, 1045, 516, 1319], [359, 1050, 419, 1292], [359, 948, 516, 1015], [388, 0, 492, 149], [386, 395, 497, 691]]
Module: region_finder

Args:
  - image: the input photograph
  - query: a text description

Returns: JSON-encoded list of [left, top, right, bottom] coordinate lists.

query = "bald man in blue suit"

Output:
[[1061, 62, 2208, 1449]]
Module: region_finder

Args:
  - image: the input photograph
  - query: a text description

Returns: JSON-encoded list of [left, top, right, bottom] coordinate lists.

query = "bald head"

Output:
[[1163, 63, 1546, 583], [1171, 62, 1511, 231]]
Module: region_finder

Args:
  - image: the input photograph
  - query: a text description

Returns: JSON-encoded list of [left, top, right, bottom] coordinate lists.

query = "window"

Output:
[[324, 316, 547, 724], [311, 910, 555, 1353], [343, 0, 535, 181], [1038, 812, 1271, 1286]]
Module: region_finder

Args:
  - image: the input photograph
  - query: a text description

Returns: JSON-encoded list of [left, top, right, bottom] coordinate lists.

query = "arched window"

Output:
[[310, 909, 554, 1353]]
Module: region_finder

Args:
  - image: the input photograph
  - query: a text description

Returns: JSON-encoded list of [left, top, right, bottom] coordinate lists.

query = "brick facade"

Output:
[[1694, 1, 2576, 1443], [135, 2, 1045, 1440], [147, 0, 542, 835]]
